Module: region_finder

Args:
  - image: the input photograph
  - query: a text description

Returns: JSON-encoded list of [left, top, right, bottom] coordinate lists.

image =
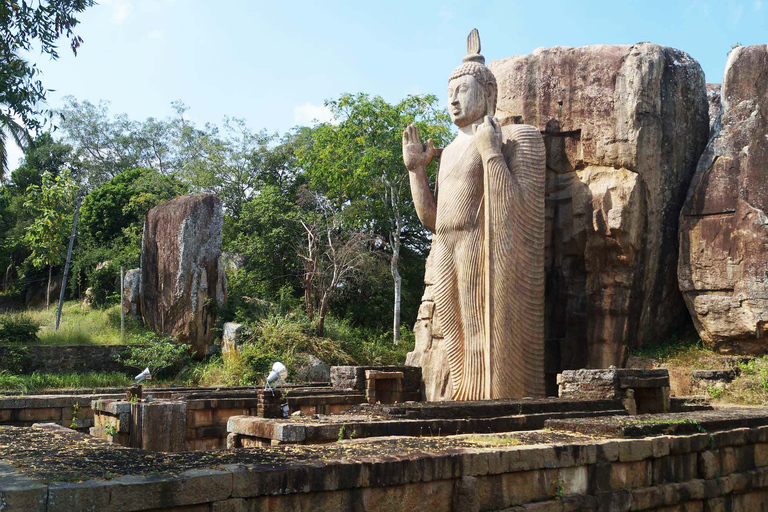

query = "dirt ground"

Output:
[[0, 424, 596, 484]]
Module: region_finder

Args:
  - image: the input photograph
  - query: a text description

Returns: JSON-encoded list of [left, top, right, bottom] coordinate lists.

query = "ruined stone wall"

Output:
[[0, 345, 129, 375], [10, 425, 768, 511]]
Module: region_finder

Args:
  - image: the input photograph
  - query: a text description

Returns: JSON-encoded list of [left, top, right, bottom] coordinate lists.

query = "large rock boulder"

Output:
[[707, 83, 722, 136], [408, 43, 709, 399], [141, 194, 226, 357], [679, 45, 768, 354], [122, 268, 141, 320]]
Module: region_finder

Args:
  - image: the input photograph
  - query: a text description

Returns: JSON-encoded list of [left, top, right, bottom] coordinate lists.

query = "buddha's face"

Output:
[[447, 74, 488, 128]]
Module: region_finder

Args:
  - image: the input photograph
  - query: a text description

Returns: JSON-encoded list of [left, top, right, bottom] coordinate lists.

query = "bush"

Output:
[[118, 332, 192, 378], [0, 346, 30, 373], [0, 313, 40, 343], [89, 264, 119, 309]]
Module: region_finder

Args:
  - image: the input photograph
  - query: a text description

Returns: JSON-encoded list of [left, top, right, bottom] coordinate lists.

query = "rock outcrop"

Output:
[[122, 268, 141, 320], [679, 45, 768, 354], [221, 322, 245, 360], [707, 83, 722, 136], [408, 43, 709, 399], [141, 194, 226, 357]]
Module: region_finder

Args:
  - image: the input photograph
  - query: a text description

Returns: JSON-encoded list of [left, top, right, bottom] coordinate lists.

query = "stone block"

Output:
[[558, 466, 588, 496], [617, 439, 653, 462], [131, 401, 187, 452], [699, 450, 720, 480], [18, 407, 61, 422], [47, 480, 114, 511], [611, 460, 650, 489], [754, 443, 768, 467], [652, 453, 698, 485], [108, 469, 232, 511], [0, 463, 48, 511], [188, 408, 214, 428], [212, 498, 247, 512]]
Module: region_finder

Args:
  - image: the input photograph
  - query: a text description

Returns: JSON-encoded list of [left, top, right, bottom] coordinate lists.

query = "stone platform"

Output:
[[226, 398, 632, 446], [5, 408, 768, 511], [90, 387, 367, 451]]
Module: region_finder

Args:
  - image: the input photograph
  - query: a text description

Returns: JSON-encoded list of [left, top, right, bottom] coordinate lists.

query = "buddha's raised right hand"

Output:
[[402, 124, 437, 172]]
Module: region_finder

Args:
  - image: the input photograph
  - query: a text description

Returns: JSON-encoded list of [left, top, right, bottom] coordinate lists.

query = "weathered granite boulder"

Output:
[[220, 252, 246, 274], [409, 43, 709, 399], [221, 322, 245, 360], [122, 268, 141, 320], [141, 194, 226, 357], [679, 45, 768, 354], [295, 355, 331, 383], [707, 83, 722, 137]]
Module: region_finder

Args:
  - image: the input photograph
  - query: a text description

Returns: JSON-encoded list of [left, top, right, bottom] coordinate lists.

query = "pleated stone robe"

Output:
[[431, 122, 546, 400]]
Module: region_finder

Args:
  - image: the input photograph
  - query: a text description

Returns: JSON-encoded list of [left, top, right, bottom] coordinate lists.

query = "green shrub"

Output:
[[118, 332, 192, 377], [0, 346, 30, 373], [88, 264, 120, 309], [0, 313, 40, 343]]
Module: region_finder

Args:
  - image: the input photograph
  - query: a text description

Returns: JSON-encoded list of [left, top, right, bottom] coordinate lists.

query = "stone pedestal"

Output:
[[365, 370, 403, 404], [558, 368, 670, 415], [129, 401, 187, 452], [256, 390, 283, 418]]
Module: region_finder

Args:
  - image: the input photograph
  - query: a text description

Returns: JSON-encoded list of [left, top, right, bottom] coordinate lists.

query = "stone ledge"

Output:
[[0, 462, 47, 512], [6, 422, 768, 510]]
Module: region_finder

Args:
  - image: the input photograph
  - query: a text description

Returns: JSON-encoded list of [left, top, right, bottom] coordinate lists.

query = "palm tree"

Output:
[[0, 111, 30, 182]]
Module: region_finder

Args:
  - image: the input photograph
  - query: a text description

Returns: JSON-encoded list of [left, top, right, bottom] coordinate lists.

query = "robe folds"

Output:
[[431, 123, 546, 400]]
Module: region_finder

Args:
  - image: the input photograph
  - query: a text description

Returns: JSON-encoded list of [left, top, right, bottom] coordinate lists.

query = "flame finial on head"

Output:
[[449, 29, 496, 88], [464, 28, 483, 64]]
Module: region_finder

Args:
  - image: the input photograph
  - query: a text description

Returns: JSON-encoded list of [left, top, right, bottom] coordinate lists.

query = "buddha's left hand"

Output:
[[473, 115, 503, 160]]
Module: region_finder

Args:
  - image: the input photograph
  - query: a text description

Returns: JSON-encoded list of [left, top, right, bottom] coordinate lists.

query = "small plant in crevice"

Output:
[[104, 423, 118, 437], [708, 385, 724, 399], [69, 402, 80, 429], [554, 479, 565, 500]]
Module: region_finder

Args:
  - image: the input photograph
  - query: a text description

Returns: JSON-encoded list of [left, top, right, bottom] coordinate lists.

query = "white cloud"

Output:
[[728, 2, 744, 24], [293, 103, 334, 126], [101, 0, 132, 23], [756, 0, 763, 10], [438, 5, 453, 20], [685, 1, 711, 18], [147, 29, 165, 40]]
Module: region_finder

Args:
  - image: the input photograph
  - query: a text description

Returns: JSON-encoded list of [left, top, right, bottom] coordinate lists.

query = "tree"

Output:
[[179, 116, 286, 218], [295, 188, 371, 336], [23, 170, 78, 308], [71, 167, 185, 302], [299, 93, 451, 342], [0, 0, 95, 179], [58, 97, 176, 186], [10, 132, 75, 190]]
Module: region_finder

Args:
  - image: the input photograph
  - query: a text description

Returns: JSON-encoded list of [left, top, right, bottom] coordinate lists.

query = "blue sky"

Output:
[[8, 0, 767, 169]]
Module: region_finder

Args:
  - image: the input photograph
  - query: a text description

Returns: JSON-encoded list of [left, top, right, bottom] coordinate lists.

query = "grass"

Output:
[[0, 301, 150, 345], [0, 371, 132, 394], [630, 327, 768, 406], [0, 303, 415, 392]]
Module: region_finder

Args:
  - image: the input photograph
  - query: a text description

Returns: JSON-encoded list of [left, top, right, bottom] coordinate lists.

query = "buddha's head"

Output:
[[448, 29, 497, 128]]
